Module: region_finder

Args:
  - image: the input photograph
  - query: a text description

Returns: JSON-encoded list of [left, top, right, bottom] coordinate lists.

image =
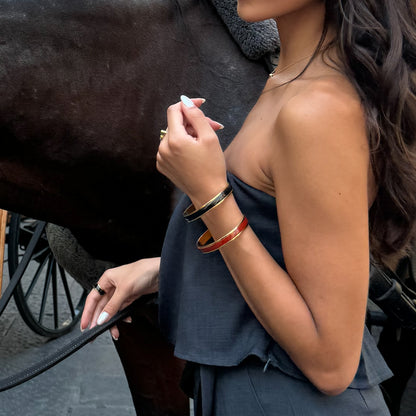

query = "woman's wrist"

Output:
[[143, 257, 161, 294], [198, 194, 245, 242], [187, 178, 229, 211], [184, 183, 232, 222]]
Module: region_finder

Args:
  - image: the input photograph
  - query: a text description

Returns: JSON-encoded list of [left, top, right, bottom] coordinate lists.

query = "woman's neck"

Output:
[[274, 2, 328, 69]]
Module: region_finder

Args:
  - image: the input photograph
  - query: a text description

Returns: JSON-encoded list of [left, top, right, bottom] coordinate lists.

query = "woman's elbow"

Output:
[[309, 366, 357, 396]]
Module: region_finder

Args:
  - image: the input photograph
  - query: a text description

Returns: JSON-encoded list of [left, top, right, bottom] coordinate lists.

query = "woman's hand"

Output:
[[80, 257, 160, 340], [157, 96, 228, 207]]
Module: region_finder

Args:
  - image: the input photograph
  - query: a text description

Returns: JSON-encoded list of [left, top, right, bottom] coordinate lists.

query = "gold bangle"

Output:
[[183, 184, 233, 222]]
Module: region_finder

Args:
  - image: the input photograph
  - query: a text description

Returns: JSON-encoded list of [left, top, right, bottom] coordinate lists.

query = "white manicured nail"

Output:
[[180, 95, 195, 108], [97, 311, 109, 325]]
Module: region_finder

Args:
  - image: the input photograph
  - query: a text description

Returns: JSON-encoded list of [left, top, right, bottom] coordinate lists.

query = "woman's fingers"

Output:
[[191, 98, 206, 107], [162, 97, 223, 141], [90, 295, 111, 328], [166, 96, 220, 141], [80, 288, 105, 331], [80, 274, 116, 330], [185, 117, 223, 136], [110, 326, 120, 341], [82, 288, 132, 331], [165, 102, 188, 139], [179, 95, 215, 138], [92, 286, 138, 334], [205, 117, 224, 131]]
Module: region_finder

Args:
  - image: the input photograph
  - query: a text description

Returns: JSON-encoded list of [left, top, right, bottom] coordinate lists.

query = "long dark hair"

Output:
[[322, 0, 416, 264]]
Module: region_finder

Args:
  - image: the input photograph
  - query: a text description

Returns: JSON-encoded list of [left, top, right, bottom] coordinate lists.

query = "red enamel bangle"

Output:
[[196, 216, 249, 254]]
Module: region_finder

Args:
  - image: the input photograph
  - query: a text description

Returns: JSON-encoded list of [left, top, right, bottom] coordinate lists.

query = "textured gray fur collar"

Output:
[[211, 0, 280, 60]]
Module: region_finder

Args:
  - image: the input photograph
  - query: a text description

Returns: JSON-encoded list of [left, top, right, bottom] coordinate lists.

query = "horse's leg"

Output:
[[115, 302, 189, 416]]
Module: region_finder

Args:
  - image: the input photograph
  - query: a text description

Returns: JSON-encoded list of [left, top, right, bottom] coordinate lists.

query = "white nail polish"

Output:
[[180, 95, 195, 108], [97, 311, 109, 325], [218, 123, 225, 130]]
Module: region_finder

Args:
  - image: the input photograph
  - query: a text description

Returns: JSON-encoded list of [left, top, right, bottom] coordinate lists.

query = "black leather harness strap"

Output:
[[0, 296, 151, 392]]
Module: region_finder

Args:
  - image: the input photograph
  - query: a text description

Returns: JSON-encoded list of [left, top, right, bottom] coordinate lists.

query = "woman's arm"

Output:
[[157, 90, 371, 395]]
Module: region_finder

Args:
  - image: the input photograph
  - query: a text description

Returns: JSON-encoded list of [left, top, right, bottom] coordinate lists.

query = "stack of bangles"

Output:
[[182, 183, 249, 254]]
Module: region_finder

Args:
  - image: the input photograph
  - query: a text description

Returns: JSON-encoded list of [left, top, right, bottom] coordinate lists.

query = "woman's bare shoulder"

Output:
[[272, 74, 368, 158], [269, 74, 370, 189]]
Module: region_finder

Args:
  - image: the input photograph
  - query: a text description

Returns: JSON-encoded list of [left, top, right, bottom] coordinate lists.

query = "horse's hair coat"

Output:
[[0, 0, 269, 263]]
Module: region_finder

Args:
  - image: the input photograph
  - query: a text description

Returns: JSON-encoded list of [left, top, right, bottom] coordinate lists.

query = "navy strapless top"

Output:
[[159, 173, 392, 389]]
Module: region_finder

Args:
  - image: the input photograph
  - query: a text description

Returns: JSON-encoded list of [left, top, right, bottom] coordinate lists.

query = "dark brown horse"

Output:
[[0, 0, 273, 414], [0, 0, 271, 264]]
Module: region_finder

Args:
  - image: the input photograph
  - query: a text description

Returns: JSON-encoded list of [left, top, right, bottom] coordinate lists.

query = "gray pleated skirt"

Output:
[[191, 357, 390, 416]]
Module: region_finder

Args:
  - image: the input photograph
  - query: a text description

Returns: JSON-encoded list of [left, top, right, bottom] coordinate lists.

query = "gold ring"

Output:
[[160, 129, 167, 141]]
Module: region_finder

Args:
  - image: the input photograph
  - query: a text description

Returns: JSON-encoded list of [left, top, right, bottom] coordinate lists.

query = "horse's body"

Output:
[[0, 0, 268, 264], [0, 1, 271, 414]]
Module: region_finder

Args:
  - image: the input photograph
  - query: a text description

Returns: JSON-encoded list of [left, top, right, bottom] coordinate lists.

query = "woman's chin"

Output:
[[236, 4, 266, 23]]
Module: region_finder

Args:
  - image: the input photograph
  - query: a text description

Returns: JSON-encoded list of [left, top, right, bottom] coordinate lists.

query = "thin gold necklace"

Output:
[[269, 54, 313, 78]]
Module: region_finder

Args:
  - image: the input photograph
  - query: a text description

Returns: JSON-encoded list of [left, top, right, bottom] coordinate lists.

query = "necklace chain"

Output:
[[269, 54, 313, 78]]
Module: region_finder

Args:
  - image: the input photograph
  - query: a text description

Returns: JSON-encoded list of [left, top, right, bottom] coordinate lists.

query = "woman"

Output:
[[81, 0, 416, 414]]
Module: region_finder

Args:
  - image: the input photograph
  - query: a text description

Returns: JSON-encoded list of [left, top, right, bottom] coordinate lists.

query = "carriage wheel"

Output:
[[7, 214, 87, 337]]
